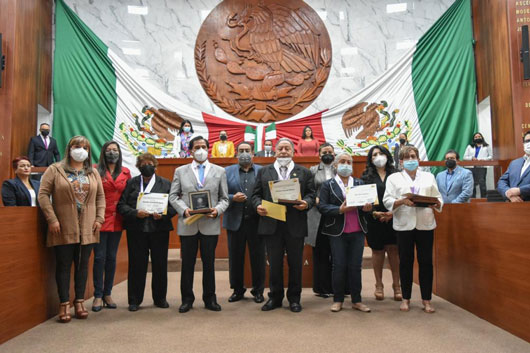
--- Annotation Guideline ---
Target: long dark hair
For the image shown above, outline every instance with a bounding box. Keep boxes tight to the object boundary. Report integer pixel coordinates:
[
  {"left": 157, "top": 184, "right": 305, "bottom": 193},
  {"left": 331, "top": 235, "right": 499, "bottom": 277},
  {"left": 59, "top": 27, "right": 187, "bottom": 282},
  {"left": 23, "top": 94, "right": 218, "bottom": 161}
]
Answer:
[
  {"left": 178, "top": 120, "right": 194, "bottom": 135},
  {"left": 471, "top": 132, "right": 489, "bottom": 147},
  {"left": 97, "top": 141, "right": 123, "bottom": 180},
  {"left": 361, "top": 145, "right": 396, "bottom": 182},
  {"left": 301, "top": 125, "right": 314, "bottom": 139}
]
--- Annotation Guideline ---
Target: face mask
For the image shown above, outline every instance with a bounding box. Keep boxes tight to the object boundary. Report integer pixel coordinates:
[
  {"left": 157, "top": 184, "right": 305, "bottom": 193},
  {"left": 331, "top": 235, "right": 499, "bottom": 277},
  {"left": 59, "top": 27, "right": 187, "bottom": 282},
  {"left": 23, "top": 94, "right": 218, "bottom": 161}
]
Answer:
[
  {"left": 337, "top": 163, "right": 352, "bottom": 177},
  {"left": 373, "top": 155, "right": 387, "bottom": 168},
  {"left": 70, "top": 148, "right": 88, "bottom": 162},
  {"left": 220, "top": 135, "right": 227, "bottom": 141},
  {"left": 41, "top": 130, "right": 50, "bottom": 137},
  {"left": 277, "top": 157, "right": 292, "bottom": 167},
  {"left": 524, "top": 141, "right": 530, "bottom": 155},
  {"left": 403, "top": 159, "right": 419, "bottom": 171},
  {"left": 105, "top": 151, "right": 119, "bottom": 163},
  {"left": 238, "top": 152, "right": 252, "bottom": 166},
  {"left": 321, "top": 154, "right": 334, "bottom": 165},
  {"left": 474, "top": 138, "right": 483, "bottom": 144},
  {"left": 139, "top": 164, "right": 155, "bottom": 177},
  {"left": 264, "top": 145, "right": 272, "bottom": 152},
  {"left": 399, "top": 138, "right": 406, "bottom": 145},
  {"left": 445, "top": 159, "right": 457, "bottom": 169},
  {"left": 183, "top": 126, "right": 191, "bottom": 133},
  {"left": 194, "top": 148, "right": 208, "bottom": 162}
]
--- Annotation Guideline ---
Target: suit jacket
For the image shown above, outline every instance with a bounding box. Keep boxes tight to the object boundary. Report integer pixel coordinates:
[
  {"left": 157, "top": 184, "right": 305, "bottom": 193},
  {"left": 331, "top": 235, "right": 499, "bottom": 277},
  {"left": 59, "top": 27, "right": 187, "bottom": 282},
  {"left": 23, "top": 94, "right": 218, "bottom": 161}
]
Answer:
[
  {"left": 223, "top": 163, "right": 262, "bottom": 232},
  {"left": 436, "top": 166, "right": 473, "bottom": 203},
  {"left": 27, "top": 135, "right": 60, "bottom": 167},
  {"left": 117, "top": 174, "right": 176, "bottom": 233},
  {"left": 251, "top": 163, "right": 316, "bottom": 238},
  {"left": 497, "top": 157, "right": 530, "bottom": 201},
  {"left": 169, "top": 162, "right": 229, "bottom": 236},
  {"left": 306, "top": 162, "right": 335, "bottom": 245},
  {"left": 255, "top": 150, "right": 275, "bottom": 157},
  {"left": 1, "top": 177, "right": 40, "bottom": 206}
]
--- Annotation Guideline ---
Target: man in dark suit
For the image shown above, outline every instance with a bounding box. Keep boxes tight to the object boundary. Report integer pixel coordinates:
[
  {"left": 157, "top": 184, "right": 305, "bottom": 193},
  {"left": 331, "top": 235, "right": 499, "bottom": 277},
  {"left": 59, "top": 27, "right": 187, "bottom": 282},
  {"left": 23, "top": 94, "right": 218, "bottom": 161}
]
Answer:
[
  {"left": 497, "top": 131, "right": 530, "bottom": 202},
  {"left": 224, "top": 141, "right": 265, "bottom": 304},
  {"left": 27, "top": 123, "right": 61, "bottom": 167},
  {"left": 255, "top": 139, "right": 275, "bottom": 157},
  {"left": 252, "top": 138, "right": 316, "bottom": 312}
]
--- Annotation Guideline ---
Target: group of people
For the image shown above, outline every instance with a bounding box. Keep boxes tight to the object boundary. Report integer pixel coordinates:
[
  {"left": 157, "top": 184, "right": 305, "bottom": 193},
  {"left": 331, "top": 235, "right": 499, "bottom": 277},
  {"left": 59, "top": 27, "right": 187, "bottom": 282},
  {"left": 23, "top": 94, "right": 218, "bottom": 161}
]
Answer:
[{"left": 2, "top": 126, "right": 530, "bottom": 323}]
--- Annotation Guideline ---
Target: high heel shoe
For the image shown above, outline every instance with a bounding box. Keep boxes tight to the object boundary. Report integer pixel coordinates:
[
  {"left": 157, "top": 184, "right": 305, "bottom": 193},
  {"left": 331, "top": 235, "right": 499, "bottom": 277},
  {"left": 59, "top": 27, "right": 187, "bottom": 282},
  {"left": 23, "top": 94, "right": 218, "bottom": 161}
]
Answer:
[
  {"left": 58, "top": 302, "right": 71, "bottom": 323},
  {"left": 400, "top": 299, "right": 410, "bottom": 312},
  {"left": 103, "top": 296, "right": 117, "bottom": 309},
  {"left": 74, "top": 299, "right": 89, "bottom": 319},
  {"left": 374, "top": 284, "right": 384, "bottom": 301},
  {"left": 422, "top": 300, "right": 436, "bottom": 313},
  {"left": 393, "top": 285, "right": 403, "bottom": 301},
  {"left": 92, "top": 298, "right": 103, "bottom": 312}
]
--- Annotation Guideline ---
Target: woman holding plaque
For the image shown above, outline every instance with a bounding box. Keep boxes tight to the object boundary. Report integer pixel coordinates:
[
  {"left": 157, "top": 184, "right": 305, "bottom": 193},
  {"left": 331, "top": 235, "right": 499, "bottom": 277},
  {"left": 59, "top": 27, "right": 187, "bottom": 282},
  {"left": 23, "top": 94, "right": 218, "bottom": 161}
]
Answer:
[
  {"left": 361, "top": 145, "right": 401, "bottom": 302},
  {"left": 117, "top": 153, "right": 176, "bottom": 312},
  {"left": 383, "top": 146, "right": 443, "bottom": 313},
  {"left": 317, "top": 152, "right": 372, "bottom": 313}
]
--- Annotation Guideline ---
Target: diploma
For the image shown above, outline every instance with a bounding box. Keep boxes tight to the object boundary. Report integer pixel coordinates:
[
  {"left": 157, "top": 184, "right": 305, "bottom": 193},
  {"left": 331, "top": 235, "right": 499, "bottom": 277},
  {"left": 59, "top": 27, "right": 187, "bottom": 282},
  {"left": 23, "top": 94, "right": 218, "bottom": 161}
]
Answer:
[
  {"left": 261, "top": 200, "right": 286, "bottom": 222},
  {"left": 346, "top": 184, "right": 378, "bottom": 207},
  {"left": 136, "top": 192, "right": 169, "bottom": 215},
  {"left": 269, "top": 178, "right": 301, "bottom": 203}
]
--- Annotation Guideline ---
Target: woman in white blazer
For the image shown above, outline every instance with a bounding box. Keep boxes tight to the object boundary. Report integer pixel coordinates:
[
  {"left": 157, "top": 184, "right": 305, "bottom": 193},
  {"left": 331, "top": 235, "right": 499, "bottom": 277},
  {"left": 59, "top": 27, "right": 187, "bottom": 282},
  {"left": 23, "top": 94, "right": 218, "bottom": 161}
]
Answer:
[
  {"left": 383, "top": 146, "right": 443, "bottom": 313},
  {"left": 463, "top": 132, "right": 492, "bottom": 198}
]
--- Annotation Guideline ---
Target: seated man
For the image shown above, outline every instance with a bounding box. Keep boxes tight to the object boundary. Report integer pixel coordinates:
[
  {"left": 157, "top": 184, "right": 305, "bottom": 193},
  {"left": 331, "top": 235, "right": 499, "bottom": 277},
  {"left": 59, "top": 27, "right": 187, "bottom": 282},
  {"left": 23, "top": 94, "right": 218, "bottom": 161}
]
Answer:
[
  {"left": 436, "top": 149, "right": 473, "bottom": 203},
  {"left": 497, "top": 131, "right": 530, "bottom": 202},
  {"left": 255, "top": 140, "right": 275, "bottom": 157}
]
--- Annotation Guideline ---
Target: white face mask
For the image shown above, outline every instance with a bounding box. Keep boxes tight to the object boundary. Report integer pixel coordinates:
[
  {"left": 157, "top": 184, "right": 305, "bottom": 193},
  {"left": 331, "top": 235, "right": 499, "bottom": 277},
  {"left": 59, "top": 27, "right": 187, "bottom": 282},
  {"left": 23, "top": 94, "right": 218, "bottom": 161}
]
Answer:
[
  {"left": 194, "top": 148, "right": 208, "bottom": 162},
  {"left": 264, "top": 145, "right": 272, "bottom": 152},
  {"left": 524, "top": 141, "right": 530, "bottom": 155},
  {"left": 277, "top": 157, "right": 292, "bottom": 167},
  {"left": 373, "top": 155, "right": 387, "bottom": 168},
  {"left": 70, "top": 148, "right": 88, "bottom": 162}
]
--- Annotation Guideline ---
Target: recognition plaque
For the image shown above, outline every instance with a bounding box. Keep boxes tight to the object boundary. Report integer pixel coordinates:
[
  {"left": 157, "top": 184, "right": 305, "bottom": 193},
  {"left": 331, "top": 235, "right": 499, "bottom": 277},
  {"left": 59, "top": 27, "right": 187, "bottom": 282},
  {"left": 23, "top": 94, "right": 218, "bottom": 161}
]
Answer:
[{"left": 189, "top": 190, "right": 212, "bottom": 214}]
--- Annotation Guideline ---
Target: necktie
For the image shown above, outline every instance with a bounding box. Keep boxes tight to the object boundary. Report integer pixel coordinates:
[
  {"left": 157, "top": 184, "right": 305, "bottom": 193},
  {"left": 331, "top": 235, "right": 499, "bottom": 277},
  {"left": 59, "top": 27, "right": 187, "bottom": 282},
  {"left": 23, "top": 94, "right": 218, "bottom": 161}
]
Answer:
[
  {"left": 44, "top": 138, "right": 48, "bottom": 150},
  {"left": 198, "top": 164, "right": 205, "bottom": 185},
  {"left": 280, "top": 166, "right": 287, "bottom": 179}
]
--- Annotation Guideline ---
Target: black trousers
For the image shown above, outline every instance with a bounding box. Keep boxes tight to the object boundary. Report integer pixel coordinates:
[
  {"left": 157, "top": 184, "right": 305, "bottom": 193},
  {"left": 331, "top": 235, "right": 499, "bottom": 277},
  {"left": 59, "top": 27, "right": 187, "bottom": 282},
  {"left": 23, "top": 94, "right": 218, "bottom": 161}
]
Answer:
[
  {"left": 397, "top": 229, "right": 434, "bottom": 300},
  {"left": 264, "top": 222, "right": 305, "bottom": 304},
  {"left": 126, "top": 230, "right": 169, "bottom": 305},
  {"left": 180, "top": 233, "right": 218, "bottom": 304},
  {"left": 54, "top": 243, "right": 95, "bottom": 303},
  {"left": 312, "top": 231, "right": 333, "bottom": 295},
  {"left": 227, "top": 217, "right": 265, "bottom": 295},
  {"left": 472, "top": 167, "right": 487, "bottom": 198}
]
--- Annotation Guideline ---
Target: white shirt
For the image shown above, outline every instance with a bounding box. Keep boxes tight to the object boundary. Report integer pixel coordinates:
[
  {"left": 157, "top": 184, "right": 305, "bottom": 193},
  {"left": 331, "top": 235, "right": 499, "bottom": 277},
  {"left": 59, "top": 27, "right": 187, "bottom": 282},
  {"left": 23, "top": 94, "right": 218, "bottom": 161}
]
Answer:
[
  {"left": 28, "top": 189, "right": 37, "bottom": 207},
  {"left": 324, "top": 165, "right": 334, "bottom": 181},
  {"left": 521, "top": 155, "right": 530, "bottom": 177},
  {"left": 274, "top": 159, "right": 294, "bottom": 180},
  {"left": 40, "top": 135, "right": 50, "bottom": 149},
  {"left": 383, "top": 170, "right": 443, "bottom": 231},
  {"left": 191, "top": 159, "right": 211, "bottom": 187}
]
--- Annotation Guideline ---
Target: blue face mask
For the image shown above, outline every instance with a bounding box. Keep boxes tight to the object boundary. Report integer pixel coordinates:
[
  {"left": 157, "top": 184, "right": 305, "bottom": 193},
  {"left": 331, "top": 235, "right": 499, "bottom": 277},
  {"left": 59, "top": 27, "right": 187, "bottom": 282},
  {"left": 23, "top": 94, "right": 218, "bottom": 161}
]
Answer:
[
  {"left": 183, "top": 126, "right": 191, "bottom": 133},
  {"left": 403, "top": 159, "right": 419, "bottom": 171},
  {"left": 337, "top": 163, "right": 353, "bottom": 177}
]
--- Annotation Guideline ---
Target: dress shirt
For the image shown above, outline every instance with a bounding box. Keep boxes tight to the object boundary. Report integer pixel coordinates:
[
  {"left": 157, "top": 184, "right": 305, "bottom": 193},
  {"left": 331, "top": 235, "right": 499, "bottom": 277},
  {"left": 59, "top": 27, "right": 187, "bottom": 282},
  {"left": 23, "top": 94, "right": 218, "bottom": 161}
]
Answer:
[
  {"left": 521, "top": 155, "right": 530, "bottom": 177},
  {"left": 446, "top": 168, "right": 455, "bottom": 185},
  {"left": 41, "top": 135, "right": 50, "bottom": 149},
  {"left": 273, "top": 159, "right": 294, "bottom": 180},
  {"left": 239, "top": 165, "right": 256, "bottom": 217},
  {"left": 191, "top": 159, "right": 211, "bottom": 188}
]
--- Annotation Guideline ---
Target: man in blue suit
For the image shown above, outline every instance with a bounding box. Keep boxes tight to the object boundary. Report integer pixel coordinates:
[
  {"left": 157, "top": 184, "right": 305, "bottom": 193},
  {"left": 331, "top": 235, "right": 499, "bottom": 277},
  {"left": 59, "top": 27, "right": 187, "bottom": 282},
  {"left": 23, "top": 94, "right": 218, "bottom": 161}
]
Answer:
[
  {"left": 497, "top": 131, "right": 530, "bottom": 202},
  {"left": 436, "top": 149, "right": 473, "bottom": 203},
  {"left": 223, "top": 141, "right": 265, "bottom": 304}
]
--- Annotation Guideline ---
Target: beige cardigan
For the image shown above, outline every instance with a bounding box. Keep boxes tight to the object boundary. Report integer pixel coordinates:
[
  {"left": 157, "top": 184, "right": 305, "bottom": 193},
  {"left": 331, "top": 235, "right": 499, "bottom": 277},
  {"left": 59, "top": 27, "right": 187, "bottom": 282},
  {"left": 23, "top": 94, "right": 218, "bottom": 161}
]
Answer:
[{"left": 38, "top": 162, "right": 105, "bottom": 247}]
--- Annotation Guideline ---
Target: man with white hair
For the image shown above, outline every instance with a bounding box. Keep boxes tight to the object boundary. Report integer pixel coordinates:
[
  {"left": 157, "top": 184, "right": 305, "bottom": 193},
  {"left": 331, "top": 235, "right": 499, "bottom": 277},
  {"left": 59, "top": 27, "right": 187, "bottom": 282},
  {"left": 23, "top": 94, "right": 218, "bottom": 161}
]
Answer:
[{"left": 251, "top": 138, "right": 316, "bottom": 313}]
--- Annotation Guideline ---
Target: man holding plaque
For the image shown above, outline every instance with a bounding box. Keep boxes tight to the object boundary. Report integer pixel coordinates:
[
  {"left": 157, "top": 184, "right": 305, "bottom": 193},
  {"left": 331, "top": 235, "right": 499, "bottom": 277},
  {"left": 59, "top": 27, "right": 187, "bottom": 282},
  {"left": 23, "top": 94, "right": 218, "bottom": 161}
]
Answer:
[
  {"left": 169, "top": 136, "right": 229, "bottom": 313},
  {"left": 252, "top": 138, "right": 316, "bottom": 313}
]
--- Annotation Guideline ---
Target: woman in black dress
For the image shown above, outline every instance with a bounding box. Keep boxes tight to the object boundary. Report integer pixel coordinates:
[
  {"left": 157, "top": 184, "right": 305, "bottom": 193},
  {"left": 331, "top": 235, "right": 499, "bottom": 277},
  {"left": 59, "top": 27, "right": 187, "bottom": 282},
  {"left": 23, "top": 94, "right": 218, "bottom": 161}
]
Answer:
[{"left": 361, "top": 145, "right": 401, "bottom": 301}]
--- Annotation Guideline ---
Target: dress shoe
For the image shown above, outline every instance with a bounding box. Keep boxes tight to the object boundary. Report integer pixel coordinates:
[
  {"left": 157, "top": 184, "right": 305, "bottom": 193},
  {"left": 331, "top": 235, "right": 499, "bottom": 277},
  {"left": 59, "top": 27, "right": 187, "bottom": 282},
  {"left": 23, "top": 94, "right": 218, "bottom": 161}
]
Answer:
[
  {"left": 179, "top": 302, "right": 193, "bottom": 313},
  {"left": 393, "top": 285, "right": 403, "bottom": 301},
  {"left": 228, "top": 292, "right": 244, "bottom": 303},
  {"left": 74, "top": 299, "right": 89, "bottom": 319},
  {"left": 315, "top": 293, "right": 331, "bottom": 299},
  {"left": 289, "top": 302, "right": 302, "bottom": 313},
  {"left": 422, "top": 300, "right": 436, "bottom": 313},
  {"left": 352, "top": 302, "right": 371, "bottom": 312},
  {"left": 103, "top": 296, "right": 117, "bottom": 309},
  {"left": 128, "top": 304, "right": 139, "bottom": 312},
  {"left": 155, "top": 300, "right": 170, "bottom": 308},
  {"left": 253, "top": 293, "right": 265, "bottom": 303},
  {"left": 92, "top": 298, "right": 103, "bottom": 312},
  {"left": 58, "top": 302, "right": 71, "bottom": 323},
  {"left": 261, "top": 299, "right": 282, "bottom": 311},
  {"left": 374, "top": 284, "right": 384, "bottom": 301},
  {"left": 205, "top": 301, "right": 222, "bottom": 311},
  {"left": 330, "top": 302, "right": 343, "bottom": 312}
]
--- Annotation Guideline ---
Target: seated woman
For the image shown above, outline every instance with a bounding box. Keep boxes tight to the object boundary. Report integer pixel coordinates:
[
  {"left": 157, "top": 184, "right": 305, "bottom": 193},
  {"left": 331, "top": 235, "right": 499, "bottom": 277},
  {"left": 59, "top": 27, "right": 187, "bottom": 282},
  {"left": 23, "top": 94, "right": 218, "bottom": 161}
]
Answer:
[
  {"left": 2, "top": 156, "right": 40, "bottom": 206},
  {"left": 317, "top": 152, "right": 372, "bottom": 313},
  {"left": 211, "top": 130, "right": 235, "bottom": 157}
]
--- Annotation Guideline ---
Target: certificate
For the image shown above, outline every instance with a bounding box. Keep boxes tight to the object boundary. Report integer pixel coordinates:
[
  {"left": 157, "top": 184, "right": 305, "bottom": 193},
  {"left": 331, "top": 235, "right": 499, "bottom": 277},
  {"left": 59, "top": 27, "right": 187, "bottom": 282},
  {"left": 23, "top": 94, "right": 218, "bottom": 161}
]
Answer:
[
  {"left": 346, "top": 184, "right": 378, "bottom": 207},
  {"left": 136, "top": 192, "right": 169, "bottom": 215},
  {"left": 269, "top": 178, "right": 301, "bottom": 204},
  {"left": 261, "top": 200, "right": 286, "bottom": 222}
]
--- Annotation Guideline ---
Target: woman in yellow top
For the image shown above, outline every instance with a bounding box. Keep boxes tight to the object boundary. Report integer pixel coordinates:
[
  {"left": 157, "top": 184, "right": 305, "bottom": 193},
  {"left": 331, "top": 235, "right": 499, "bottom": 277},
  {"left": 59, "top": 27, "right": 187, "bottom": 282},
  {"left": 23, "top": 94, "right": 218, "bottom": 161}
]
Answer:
[{"left": 211, "top": 130, "right": 235, "bottom": 158}]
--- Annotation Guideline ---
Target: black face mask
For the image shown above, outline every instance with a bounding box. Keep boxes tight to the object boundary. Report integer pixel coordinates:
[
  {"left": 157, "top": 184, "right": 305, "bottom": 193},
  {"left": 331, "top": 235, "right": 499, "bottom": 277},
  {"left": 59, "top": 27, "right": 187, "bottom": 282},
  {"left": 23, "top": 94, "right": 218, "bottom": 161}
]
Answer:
[
  {"left": 220, "top": 135, "right": 227, "bottom": 141},
  {"left": 321, "top": 154, "right": 334, "bottom": 165},
  {"left": 105, "top": 151, "right": 119, "bottom": 164},
  {"left": 139, "top": 165, "right": 155, "bottom": 177},
  {"left": 41, "top": 130, "right": 50, "bottom": 137},
  {"left": 474, "top": 138, "right": 483, "bottom": 144},
  {"left": 399, "top": 138, "right": 406, "bottom": 145},
  {"left": 445, "top": 159, "right": 457, "bottom": 169}
]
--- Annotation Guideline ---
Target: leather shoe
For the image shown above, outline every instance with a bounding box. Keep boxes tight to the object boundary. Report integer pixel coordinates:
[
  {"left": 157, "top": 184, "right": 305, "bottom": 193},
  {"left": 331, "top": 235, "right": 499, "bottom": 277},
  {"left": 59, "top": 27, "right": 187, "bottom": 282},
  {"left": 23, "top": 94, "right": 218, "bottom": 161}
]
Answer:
[
  {"left": 289, "top": 302, "right": 302, "bottom": 313},
  {"left": 228, "top": 292, "right": 244, "bottom": 303},
  {"left": 179, "top": 302, "right": 193, "bottom": 313},
  {"left": 253, "top": 293, "right": 265, "bottom": 303},
  {"left": 261, "top": 299, "right": 282, "bottom": 311},
  {"left": 205, "top": 301, "right": 222, "bottom": 311},
  {"left": 155, "top": 300, "right": 169, "bottom": 308},
  {"left": 92, "top": 298, "right": 102, "bottom": 312},
  {"left": 128, "top": 304, "right": 139, "bottom": 312}
]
